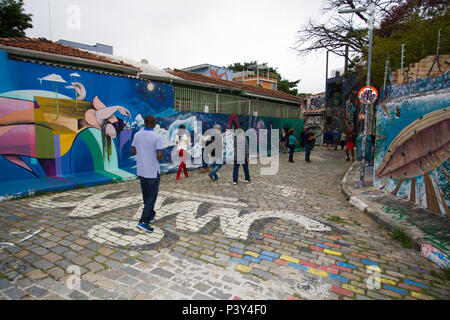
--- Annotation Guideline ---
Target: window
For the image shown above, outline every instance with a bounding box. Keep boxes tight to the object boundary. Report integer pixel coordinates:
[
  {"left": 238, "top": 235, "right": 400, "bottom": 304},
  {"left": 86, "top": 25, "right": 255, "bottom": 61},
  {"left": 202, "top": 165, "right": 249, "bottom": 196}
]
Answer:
[{"left": 175, "top": 97, "right": 192, "bottom": 112}]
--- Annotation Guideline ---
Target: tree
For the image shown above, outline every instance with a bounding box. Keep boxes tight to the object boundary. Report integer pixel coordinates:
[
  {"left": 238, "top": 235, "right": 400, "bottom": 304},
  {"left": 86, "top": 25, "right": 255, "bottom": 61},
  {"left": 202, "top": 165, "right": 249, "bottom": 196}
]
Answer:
[
  {"left": 293, "top": 0, "right": 401, "bottom": 58},
  {"left": 0, "top": 0, "right": 33, "bottom": 37},
  {"left": 293, "top": 0, "right": 449, "bottom": 91},
  {"left": 226, "top": 61, "right": 301, "bottom": 95},
  {"left": 369, "top": 0, "right": 449, "bottom": 90}
]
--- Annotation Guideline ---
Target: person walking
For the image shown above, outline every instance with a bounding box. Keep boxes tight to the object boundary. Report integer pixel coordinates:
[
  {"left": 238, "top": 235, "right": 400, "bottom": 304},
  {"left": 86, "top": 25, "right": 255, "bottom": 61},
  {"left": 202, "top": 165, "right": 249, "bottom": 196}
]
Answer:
[
  {"left": 346, "top": 129, "right": 356, "bottom": 161},
  {"left": 288, "top": 129, "right": 298, "bottom": 163},
  {"left": 131, "top": 115, "right": 164, "bottom": 233},
  {"left": 332, "top": 128, "right": 340, "bottom": 150},
  {"left": 324, "top": 128, "right": 332, "bottom": 149},
  {"left": 199, "top": 129, "right": 211, "bottom": 173},
  {"left": 280, "top": 128, "right": 288, "bottom": 154},
  {"left": 300, "top": 128, "right": 306, "bottom": 149},
  {"left": 232, "top": 128, "right": 250, "bottom": 185},
  {"left": 304, "top": 127, "right": 315, "bottom": 163},
  {"left": 175, "top": 124, "right": 190, "bottom": 180},
  {"left": 340, "top": 131, "right": 347, "bottom": 150},
  {"left": 208, "top": 124, "right": 223, "bottom": 182}
]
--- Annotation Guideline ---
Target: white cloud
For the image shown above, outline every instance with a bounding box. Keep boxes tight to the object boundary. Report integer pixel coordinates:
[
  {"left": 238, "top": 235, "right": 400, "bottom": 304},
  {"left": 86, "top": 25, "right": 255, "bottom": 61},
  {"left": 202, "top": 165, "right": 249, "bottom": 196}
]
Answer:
[{"left": 23, "top": 0, "right": 346, "bottom": 94}]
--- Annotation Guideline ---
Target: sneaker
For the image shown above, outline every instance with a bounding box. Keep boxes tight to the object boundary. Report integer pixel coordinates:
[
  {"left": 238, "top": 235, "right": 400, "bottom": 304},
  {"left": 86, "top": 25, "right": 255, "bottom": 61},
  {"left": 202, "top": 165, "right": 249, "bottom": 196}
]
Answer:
[
  {"left": 233, "top": 182, "right": 238, "bottom": 185},
  {"left": 244, "top": 180, "right": 251, "bottom": 183},
  {"left": 208, "top": 174, "right": 215, "bottom": 182},
  {"left": 176, "top": 177, "right": 183, "bottom": 180},
  {"left": 149, "top": 218, "right": 155, "bottom": 223},
  {"left": 346, "top": 158, "right": 350, "bottom": 161},
  {"left": 201, "top": 168, "right": 206, "bottom": 173},
  {"left": 137, "top": 222, "right": 153, "bottom": 233}
]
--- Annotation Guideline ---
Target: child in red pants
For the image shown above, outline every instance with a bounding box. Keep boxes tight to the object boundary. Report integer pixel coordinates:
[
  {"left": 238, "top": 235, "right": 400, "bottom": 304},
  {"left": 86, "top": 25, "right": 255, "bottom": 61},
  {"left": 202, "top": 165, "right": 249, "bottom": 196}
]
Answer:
[{"left": 175, "top": 125, "right": 190, "bottom": 180}]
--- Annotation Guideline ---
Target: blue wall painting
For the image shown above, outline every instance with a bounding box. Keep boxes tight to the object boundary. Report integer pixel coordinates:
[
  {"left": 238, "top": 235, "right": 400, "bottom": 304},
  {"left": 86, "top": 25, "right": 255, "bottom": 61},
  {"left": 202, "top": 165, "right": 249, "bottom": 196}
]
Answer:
[
  {"left": 0, "top": 50, "right": 303, "bottom": 201},
  {"left": 374, "top": 74, "right": 450, "bottom": 217}
]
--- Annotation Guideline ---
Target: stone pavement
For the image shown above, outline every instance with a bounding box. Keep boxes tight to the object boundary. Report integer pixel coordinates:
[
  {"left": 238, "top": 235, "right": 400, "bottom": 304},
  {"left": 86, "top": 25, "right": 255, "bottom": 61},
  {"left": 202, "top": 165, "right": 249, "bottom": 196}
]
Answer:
[
  {"left": 342, "top": 161, "right": 450, "bottom": 269},
  {"left": 0, "top": 148, "right": 449, "bottom": 300}
]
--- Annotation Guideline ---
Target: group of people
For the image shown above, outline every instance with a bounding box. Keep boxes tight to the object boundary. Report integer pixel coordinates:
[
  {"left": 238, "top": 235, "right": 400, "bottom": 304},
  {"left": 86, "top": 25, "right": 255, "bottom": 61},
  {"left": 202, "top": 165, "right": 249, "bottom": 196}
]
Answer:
[
  {"left": 323, "top": 128, "right": 347, "bottom": 151},
  {"left": 280, "top": 128, "right": 300, "bottom": 163},
  {"left": 131, "top": 114, "right": 357, "bottom": 233},
  {"left": 132, "top": 116, "right": 252, "bottom": 233},
  {"left": 198, "top": 124, "right": 251, "bottom": 184},
  {"left": 282, "top": 126, "right": 357, "bottom": 164},
  {"left": 323, "top": 127, "right": 357, "bottom": 162}
]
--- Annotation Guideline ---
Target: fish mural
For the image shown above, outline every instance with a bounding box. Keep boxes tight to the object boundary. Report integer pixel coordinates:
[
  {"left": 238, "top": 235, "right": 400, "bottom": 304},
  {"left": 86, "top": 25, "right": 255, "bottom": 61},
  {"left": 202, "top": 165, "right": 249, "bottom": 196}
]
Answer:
[{"left": 374, "top": 80, "right": 450, "bottom": 217}]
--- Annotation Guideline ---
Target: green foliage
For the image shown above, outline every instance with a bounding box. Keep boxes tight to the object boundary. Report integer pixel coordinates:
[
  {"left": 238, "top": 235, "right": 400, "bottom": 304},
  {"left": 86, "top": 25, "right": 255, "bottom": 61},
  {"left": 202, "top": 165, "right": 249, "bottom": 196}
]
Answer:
[
  {"left": 226, "top": 61, "right": 300, "bottom": 95},
  {"left": 391, "top": 227, "right": 412, "bottom": 249},
  {"left": 358, "top": 9, "right": 450, "bottom": 91},
  {"left": 0, "top": 0, "right": 33, "bottom": 37},
  {"left": 442, "top": 267, "right": 450, "bottom": 280}
]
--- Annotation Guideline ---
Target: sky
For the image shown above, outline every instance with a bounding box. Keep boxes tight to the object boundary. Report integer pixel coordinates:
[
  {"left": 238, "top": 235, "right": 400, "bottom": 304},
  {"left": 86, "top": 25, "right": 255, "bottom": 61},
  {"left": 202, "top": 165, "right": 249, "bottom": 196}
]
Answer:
[{"left": 23, "top": 0, "right": 346, "bottom": 94}]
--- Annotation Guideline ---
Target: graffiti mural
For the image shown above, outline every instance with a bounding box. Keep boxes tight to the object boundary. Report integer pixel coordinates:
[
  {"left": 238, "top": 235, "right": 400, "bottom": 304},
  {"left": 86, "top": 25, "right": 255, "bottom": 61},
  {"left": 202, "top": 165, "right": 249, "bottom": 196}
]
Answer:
[
  {"left": 27, "top": 189, "right": 332, "bottom": 250},
  {"left": 0, "top": 51, "right": 303, "bottom": 201},
  {"left": 374, "top": 78, "right": 450, "bottom": 217}
]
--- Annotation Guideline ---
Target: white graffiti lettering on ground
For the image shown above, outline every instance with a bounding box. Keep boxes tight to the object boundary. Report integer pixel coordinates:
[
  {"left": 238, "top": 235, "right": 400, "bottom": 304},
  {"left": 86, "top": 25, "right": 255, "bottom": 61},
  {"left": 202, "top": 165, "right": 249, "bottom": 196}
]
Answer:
[
  {"left": 0, "top": 227, "right": 44, "bottom": 250},
  {"left": 28, "top": 190, "right": 142, "bottom": 217},
  {"left": 87, "top": 220, "right": 165, "bottom": 247},
  {"left": 28, "top": 189, "right": 331, "bottom": 247},
  {"left": 259, "top": 182, "right": 301, "bottom": 198}
]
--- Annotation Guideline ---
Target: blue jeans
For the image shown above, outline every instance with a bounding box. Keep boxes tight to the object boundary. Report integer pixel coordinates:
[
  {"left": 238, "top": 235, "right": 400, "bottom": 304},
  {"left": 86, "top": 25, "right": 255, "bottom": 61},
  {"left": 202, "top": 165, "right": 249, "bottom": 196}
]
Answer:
[
  {"left": 202, "top": 148, "right": 209, "bottom": 169},
  {"left": 288, "top": 144, "right": 295, "bottom": 162},
  {"left": 209, "top": 163, "right": 223, "bottom": 180},
  {"left": 305, "top": 144, "right": 312, "bottom": 162},
  {"left": 139, "top": 174, "right": 160, "bottom": 224},
  {"left": 233, "top": 161, "right": 250, "bottom": 183}
]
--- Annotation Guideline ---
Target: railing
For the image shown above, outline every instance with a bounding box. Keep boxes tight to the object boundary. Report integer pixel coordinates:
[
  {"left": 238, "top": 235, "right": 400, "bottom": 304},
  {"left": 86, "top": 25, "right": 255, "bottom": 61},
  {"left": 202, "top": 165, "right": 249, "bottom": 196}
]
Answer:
[{"left": 174, "top": 86, "right": 302, "bottom": 119}]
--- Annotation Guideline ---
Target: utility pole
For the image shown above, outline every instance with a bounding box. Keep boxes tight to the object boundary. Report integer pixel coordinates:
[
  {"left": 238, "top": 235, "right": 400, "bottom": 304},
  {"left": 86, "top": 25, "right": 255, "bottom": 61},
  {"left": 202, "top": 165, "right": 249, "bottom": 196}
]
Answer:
[
  {"left": 383, "top": 53, "right": 390, "bottom": 96},
  {"left": 48, "top": 0, "right": 53, "bottom": 41},
  {"left": 339, "top": 3, "right": 376, "bottom": 188},
  {"left": 401, "top": 44, "right": 405, "bottom": 78}
]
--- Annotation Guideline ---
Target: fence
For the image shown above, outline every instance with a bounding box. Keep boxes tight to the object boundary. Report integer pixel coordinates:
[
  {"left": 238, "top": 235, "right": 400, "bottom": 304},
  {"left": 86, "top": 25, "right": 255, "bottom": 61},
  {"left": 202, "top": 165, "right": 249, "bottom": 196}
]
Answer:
[{"left": 174, "top": 86, "right": 301, "bottom": 119}]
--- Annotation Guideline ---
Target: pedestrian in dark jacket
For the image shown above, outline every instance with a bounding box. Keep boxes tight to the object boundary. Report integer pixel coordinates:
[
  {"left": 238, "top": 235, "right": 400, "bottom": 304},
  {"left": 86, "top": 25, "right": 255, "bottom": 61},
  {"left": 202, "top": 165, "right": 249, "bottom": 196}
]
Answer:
[{"left": 232, "top": 128, "right": 250, "bottom": 184}]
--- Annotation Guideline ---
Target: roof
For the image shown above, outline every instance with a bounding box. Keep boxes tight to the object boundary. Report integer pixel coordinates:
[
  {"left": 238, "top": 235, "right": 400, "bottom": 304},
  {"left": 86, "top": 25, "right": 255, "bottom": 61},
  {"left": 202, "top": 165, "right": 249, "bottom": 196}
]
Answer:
[
  {"left": 88, "top": 52, "right": 182, "bottom": 81},
  {"left": 169, "top": 69, "right": 301, "bottom": 104},
  {"left": 304, "top": 108, "right": 325, "bottom": 114},
  {"left": 0, "top": 38, "right": 137, "bottom": 69}
]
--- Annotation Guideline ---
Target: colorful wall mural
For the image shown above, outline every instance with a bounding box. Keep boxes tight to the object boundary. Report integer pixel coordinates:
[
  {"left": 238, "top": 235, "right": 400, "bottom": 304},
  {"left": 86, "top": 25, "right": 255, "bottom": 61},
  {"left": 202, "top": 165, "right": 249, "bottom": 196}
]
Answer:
[
  {"left": 0, "top": 50, "right": 303, "bottom": 201},
  {"left": 188, "top": 64, "right": 234, "bottom": 81},
  {"left": 374, "top": 73, "right": 450, "bottom": 217}
]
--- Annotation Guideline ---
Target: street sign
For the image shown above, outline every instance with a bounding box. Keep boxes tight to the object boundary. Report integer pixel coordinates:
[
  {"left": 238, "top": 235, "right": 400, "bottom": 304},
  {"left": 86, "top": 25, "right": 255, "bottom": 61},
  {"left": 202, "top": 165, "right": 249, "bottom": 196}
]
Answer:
[
  {"left": 359, "top": 113, "right": 366, "bottom": 120},
  {"left": 358, "top": 86, "right": 378, "bottom": 104}
]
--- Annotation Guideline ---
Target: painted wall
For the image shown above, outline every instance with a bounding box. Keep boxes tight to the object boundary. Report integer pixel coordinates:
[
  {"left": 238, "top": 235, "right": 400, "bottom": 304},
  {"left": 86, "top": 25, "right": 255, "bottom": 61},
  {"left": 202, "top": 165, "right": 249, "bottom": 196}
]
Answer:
[
  {"left": 374, "top": 72, "right": 450, "bottom": 217},
  {"left": 189, "top": 65, "right": 234, "bottom": 81},
  {"left": 0, "top": 51, "right": 302, "bottom": 201}
]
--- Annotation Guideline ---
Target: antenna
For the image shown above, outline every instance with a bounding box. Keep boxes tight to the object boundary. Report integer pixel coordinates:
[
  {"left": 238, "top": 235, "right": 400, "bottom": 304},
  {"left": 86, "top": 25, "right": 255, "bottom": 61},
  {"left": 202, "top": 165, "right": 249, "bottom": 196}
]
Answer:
[
  {"left": 48, "top": 0, "right": 53, "bottom": 41},
  {"left": 400, "top": 44, "right": 405, "bottom": 75},
  {"left": 427, "top": 28, "right": 442, "bottom": 76}
]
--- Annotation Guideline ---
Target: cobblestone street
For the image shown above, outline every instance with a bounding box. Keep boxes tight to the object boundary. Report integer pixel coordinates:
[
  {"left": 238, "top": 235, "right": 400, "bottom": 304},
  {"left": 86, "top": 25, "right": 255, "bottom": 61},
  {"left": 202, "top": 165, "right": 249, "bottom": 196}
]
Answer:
[{"left": 0, "top": 148, "right": 448, "bottom": 300}]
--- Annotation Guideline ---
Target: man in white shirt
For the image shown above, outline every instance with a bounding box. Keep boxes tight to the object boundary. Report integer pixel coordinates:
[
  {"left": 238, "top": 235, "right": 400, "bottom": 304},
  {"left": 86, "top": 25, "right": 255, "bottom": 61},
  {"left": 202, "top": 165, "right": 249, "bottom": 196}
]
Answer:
[{"left": 131, "top": 115, "right": 164, "bottom": 233}]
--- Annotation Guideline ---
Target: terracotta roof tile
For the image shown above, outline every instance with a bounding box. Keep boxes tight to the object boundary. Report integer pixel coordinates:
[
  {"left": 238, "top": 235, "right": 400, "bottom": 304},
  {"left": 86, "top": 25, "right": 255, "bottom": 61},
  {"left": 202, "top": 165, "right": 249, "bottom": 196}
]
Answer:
[
  {"left": 304, "top": 108, "right": 325, "bottom": 114},
  {"left": 169, "top": 69, "right": 301, "bottom": 103},
  {"left": 0, "top": 37, "right": 138, "bottom": 69}
]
